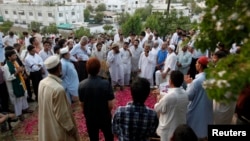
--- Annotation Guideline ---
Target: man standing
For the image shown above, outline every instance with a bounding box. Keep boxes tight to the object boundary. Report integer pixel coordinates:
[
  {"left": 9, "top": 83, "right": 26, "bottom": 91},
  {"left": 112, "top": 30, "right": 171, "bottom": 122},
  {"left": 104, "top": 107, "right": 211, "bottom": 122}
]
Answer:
[
  {"left": 60, "top": 47, "right": 79, "bottom": 104},
  {"left": 138, "top": 44, "right": 155, "bottom": 86},
  {"left": 184, "top": 56, "right": 213, "bottom": 138},
  {"left": 79, "top": 58, "right": 115, "bottom": 141},
  {"left": 70, "top": 36, "right": 91, "bottom": 81},
  {"left": 107, "top": 43, "right": 124, "bottom": 89},
  {"left": 38, "top": 55, "right": 79, "bottom": 141},
  {"left": 119, "top": 42, "right": 132, "bottom": 86},
  {"left": 155, "top": 45, "right": 177, "bottom": 86},
  {"left": 112, "top": 77, "right": 159, "bottom": 140},
  {"left": 177, "top": 45, "right": 192, "bottom": 75},
  {"left": 130, "top": 39, "right": 143, "bottom": 81},
  {"left": 4, "top": 50, "right": 32, "bottom": 121},
  {"left": 3, "top": 31, "right": 18, "bottom": 47},
  {"left": 24, "top": 45, "right": 44, "bottom": 101},
  {"left": 154, "top": 71, "right": 189, "bottom": 141}
]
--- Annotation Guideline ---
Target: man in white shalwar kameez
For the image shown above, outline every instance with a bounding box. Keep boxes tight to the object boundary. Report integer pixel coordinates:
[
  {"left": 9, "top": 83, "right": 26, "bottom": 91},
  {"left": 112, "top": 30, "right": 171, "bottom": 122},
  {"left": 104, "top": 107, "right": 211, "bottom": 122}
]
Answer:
[
  {"left": 155, "top": 45, "right": 177, "bottom": 86},
  {"left": 130, "top": 39, "right": 143, "bottom": 80},
  {"left": 4, "top": 50, "right": 31, "bottom": 120},
  {"left": 119, "top": 42, "right": 132, "bottom": 86},
  {"left": 107, "top": 43, "right": 124, "bottom": 89},
  {"left": 138, "top": 44, "right": 155, "bottom": 86}
]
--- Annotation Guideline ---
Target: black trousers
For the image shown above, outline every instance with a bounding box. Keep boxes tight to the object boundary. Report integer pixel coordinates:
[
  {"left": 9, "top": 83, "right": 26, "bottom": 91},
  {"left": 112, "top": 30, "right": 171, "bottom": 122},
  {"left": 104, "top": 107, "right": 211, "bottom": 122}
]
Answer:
[
  {"left": 0, "top": 82, "right": 10, "bottom": 112},
  {"left": 30, "top": 71, "right": 43, "bottom": 100},
  {"left": 78, "top": 61, "right": 88, "bottom": 82},
  {"left": 189, "top": 58, "right": 198, "bottom": 79},
  {"left": 24, "top": 75, "right": 33, "bottom": 99},
  {"left": 86, "top": 119, "right": 114, "bottom": 141}
]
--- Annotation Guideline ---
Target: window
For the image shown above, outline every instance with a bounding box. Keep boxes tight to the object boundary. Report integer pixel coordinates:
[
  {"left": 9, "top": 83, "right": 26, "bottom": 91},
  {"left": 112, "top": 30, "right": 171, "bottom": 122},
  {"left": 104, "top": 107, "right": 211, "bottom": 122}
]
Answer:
[
  {"left": 5, "top": 10, "right": 8, "bottom": 14},
  {"left": 71, "top": 12, "right": 75, "bottom": 15},
  {"left": 38, "top": 12, "right": 42, "bottom": 16},
  {"left": 13, "top": 11, "right": 16, "bottom": 15},
  {"left": 59, "top": 13, "right": 63, "bottom": 17},
  {"left": 23, "top": 21, "right": 26, "bottom": 24},
  {"left": 18, "top": 11, "right": 25, "bottom": 15},
  {"left": 14, "top": 20, "right": 18, "bottom": 24},
  {"left": 67, "top": 0, "right": 72, "bottom": 2},
  {"left": 72, "top": 21, "right": 76, "bottom": 23},
  {"left": 48, "top": 13, "right": 53, "bottom": 17},
  {"left": 29, "top": 12, "right": 33, "bottom": 16}
]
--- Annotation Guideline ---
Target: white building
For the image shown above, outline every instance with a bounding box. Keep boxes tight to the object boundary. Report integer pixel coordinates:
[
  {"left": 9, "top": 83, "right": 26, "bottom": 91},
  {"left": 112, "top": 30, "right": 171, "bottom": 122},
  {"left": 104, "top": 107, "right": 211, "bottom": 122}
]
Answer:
[
  {"left": 0, "top": 3, "right": 84, "bottom": 28},
  {"left": 152, "top": 3, "right": 191, "bottom": 17}
]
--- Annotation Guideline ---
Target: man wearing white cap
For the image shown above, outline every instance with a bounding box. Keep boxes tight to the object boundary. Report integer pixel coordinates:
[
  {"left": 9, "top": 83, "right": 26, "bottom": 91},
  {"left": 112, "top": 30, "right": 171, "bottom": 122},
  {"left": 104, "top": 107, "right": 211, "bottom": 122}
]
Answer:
[
  {"left": 155, "top": 45, "right": 177, "bottom": 86},
  {"left": 107, "top": 43, "right": 124, "bottom": 90},
  {"left": 38, "top": 55, "right": 79, "bottom": 141},
  {"left": 60, "top": 47, "right": 79, "bottom": 104}
]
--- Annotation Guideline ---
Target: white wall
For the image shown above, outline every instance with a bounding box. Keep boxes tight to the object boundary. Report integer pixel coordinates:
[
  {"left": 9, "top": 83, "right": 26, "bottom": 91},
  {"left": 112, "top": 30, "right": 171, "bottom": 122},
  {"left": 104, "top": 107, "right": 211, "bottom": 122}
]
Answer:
[{"left": 0, "top": 4, "right": 84, "bottom": 26}]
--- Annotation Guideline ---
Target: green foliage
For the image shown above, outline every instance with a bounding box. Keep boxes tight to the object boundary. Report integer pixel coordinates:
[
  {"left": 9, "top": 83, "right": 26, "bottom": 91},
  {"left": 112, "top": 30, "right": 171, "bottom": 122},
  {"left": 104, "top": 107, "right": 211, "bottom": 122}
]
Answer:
[
  {"left": 86, "top": 5, "right": 94, "bottom": 12},
  {"left": 94, "top": 12, "right": 104, "bottom": 24},
  {"left": 40, "top": 24, "right": 58, "bottom": 35},
  {"left": 121, "top": 14, "right": 142, "bottom": 37},
  {"left": 84, "top": 9, "right": 91, "bottom": 21},
  {"left": 0, "top": 21, "right": 13, "bottom": 34},
  {"left": 197, "top": 0, "right": 250, "bottom": 102},
  {"left": 28, "top": 21, "right": 42, "bottom": 32},
  {"left": 134, "top": 4, "right": 153, "bottom": 21},
  {"left": 117, "top": 12, "right": 130, "bottom": 25},
  {"left": 95, "top": 3, "right": 106, "bottom": 12},
  {"left": 157, "top": 10, "right": 193, "bottom": 36},
  {"left": 144, "top": 14, "right": 161, "bottom": 34},
  {"left": 46, "top": 23, "right": 59, "bottom": 34},
  {"left": 103, "top": 24, "right": 114, "bottom": 33},
  {"left": 74, "top": 27, "right": 91, "bottom": 39}
]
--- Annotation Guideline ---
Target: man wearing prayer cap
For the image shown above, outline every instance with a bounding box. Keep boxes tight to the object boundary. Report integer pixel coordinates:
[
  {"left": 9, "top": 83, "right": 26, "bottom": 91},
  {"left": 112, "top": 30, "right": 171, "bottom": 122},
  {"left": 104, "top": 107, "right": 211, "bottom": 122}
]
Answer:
[
  {"left": 107, "top": 43, "right": 124, "bottom": 90},
  {"left": 38, "top": 55, "right": 79, "bottom": 141},
  {"left": 184, "top": 55, "right": 213, "bottom": 139},
  {"left": 155, "top": 44, "right": 177, "bottom": 86},
  {"left": 60, "top": 47, "right": 79, "bottom": 104}
]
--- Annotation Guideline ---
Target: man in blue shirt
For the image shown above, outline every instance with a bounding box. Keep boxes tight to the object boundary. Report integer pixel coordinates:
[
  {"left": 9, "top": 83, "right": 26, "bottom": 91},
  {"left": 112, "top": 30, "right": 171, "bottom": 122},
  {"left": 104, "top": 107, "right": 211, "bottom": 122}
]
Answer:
[{"left": 112, "top": 77, "right": 159, "bottom": 141}]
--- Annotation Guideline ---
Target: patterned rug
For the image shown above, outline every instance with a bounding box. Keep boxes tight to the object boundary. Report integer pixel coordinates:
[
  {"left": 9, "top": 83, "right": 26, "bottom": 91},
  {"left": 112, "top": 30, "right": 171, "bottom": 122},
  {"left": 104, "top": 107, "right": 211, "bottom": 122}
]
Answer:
[{"left": 12, "top": 87, "right": 157, "bottom": 141}]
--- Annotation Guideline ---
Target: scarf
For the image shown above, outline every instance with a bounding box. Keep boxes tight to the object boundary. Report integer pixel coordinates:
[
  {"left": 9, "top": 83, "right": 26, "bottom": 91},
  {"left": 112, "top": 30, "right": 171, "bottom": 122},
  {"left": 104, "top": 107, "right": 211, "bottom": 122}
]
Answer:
[{"left": 6, "top": 60, "right": 26, "bottom": 98}]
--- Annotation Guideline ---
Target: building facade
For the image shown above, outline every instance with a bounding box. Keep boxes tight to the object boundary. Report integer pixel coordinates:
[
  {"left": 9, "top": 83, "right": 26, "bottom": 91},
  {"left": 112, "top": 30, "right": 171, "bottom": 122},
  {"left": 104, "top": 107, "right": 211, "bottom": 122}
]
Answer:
[{"left": 0, "top": 3, "right": 84, "bottom": 26}]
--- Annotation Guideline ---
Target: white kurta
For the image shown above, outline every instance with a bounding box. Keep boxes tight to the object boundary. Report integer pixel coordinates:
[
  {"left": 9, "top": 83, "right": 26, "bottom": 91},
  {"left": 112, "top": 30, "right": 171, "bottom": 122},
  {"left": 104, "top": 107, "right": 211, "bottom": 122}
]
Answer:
[
  {"left": 3, "top": 64, "right": 28, "bottom": 116},
  {"left": 154, "top": 88, "right": 189, "bottom": 141},
  {"left": 155, "top": 52, "right": 177, "bottom": 86},
  {"left": 138, "top": 52, "right": 155, "bottom": 85},
  {"left": 107, "top": 50, "right": 124, "bottom": 86},
  {"left": 130, "top": 46, "right": 143, "bottom": 72},
  {"left": 120, "top": 48, "right": 132, "bottom": 85},
  {"left": 177, "top": 51, "right": 192, "bottom": 75}
]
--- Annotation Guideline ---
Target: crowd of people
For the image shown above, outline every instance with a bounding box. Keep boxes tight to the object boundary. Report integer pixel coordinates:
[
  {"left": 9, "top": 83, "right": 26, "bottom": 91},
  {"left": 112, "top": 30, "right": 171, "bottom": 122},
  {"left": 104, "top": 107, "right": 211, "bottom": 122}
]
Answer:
[{"left": 0, "top": 26, "right": 249, "bottom": 141}]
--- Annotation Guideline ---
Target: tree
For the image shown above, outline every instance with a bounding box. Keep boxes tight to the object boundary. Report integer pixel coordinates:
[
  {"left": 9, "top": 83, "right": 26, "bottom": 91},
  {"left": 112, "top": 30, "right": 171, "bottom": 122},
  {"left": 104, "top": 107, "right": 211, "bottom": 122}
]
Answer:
[
  {"left": 28, "top": 21, "right": 42, "bottom": 32},
  {"left": 95, "top": 3, "right": 106, "bottom": 12},
  {"left": 94, "top": 12, "right": 104, "bottom": 24},
  {"left": 74, "top": 27, "right": 91, "bottom": 39},
  {"left": 134, "top": 4, "right": 153, "bottom": 21},
  {"left": 117, "top": 12, "right": 130, "bottom": 25},
  {"left": 103, "top": 24, "right": 114, "bottom": 33},
  {"left": 86, "top": 5, "right": 94, "bottom": 12},
  {"left": 196, "top": 0, "right": 250, "bottom": 102},
  {"left": 144, "top": 14, "right": 161, "bottom": 34},
  {"left": 84, "top": 9, "right": 90, "bottom": 21},
  {"left": 0, "top": 21, "right": 13, "bottom": 34},
  {"left": 121, "top": 14, "right": 142, "bottom": 37},
  {"left": 46, "top": 23, "right": 58, "bottom": 34}
]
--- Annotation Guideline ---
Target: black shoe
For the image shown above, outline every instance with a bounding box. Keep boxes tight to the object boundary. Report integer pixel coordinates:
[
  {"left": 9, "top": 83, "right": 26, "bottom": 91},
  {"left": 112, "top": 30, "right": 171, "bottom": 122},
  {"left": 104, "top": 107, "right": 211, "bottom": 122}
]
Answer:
[
  {"left": 8, "top": 117, "right": 19, "bottom": 122},
  {"left": 27, "top": 98, "right": 35, "bottom": 103}
]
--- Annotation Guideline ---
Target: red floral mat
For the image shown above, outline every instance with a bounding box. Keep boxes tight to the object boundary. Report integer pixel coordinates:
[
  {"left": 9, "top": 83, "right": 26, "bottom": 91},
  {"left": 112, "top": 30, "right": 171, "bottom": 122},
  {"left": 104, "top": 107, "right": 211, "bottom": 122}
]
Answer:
[{"left": 13, "top": 87, "right": 156, "bottom": 141}]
